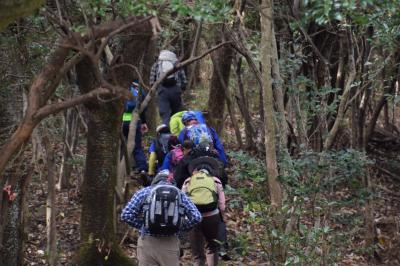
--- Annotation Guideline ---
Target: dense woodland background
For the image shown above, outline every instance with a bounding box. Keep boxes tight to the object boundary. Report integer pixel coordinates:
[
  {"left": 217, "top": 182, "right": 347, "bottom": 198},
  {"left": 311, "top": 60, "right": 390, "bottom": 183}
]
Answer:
[{"left": 0, "top": 0, "right": 400, "bottom": 265}]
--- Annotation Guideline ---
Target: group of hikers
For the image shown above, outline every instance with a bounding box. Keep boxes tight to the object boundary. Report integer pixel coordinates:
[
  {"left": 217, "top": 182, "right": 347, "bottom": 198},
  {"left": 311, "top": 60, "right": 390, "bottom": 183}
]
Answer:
[{"left": 120, "top": 50, "right": 230, "bottom": 265}]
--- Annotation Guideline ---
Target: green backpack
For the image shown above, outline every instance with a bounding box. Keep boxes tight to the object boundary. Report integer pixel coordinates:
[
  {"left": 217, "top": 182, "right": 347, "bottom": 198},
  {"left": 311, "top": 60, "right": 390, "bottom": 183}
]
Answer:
[{"left": 187, "top": 172, "right": 218, "bottom": 213}]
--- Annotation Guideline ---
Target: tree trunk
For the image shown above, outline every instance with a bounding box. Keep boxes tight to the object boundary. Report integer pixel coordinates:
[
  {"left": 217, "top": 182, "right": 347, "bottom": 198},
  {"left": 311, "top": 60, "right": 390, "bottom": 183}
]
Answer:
[
  {"left": 0, "top": 165, "right": 32, "bottom": 266},
  {"left": 260, "top": 0, "right": 283, "bottom": 208},
  {"left": 187, "top": 19, "right": 203, "bottom": 91},
  {"left": 43, "top": 133, "right": 57, "bottom": 266},
  {"left": 226, "top": 89, "right": 243, "bottom": 149},
  {"left": 207, "top": 27, "right": 233, "bottom": 135},
  {"left": 0, "top": 25, "right": 30, "bottom": 266},
  {"left": 58, "top": 80, "right": 80, "bottom": 190},
  {"left": 363, "top": 52, "right": 400, "bottom": 149},
  {"left": 76, "top": 58, "right": 134, "bottom": 265},
  {"left": 141, "top": 35, "right": 158, "bottom": 132},
  {"left": 112, "top": 25, "right": 153, "bottom": 88},
  {"left": 234, "top": 57, "right": 256, "bottom": 149},
  {"left": 211, "top": 48, "right": 242, "bottom": 148},
  {"left": 324, "top": 29, "right": 356, "bottom": 150},
  {"left": 271, "top": 27, "right": 288, "bottom": 150}
]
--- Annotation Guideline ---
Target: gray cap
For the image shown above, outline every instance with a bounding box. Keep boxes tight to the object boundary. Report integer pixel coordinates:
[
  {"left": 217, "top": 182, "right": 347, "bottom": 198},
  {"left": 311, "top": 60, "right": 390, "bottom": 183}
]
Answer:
[{"left": 151, "top": 170, "right": 170, "bottom": 185}]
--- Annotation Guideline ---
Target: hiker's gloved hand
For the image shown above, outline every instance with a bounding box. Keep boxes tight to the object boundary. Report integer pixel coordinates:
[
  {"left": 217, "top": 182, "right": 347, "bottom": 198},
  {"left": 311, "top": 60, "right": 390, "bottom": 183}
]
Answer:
[
  {"left": 146, "top": 175, "right": 154, "bottom": 186},
  {"left": 141, "top": 123, "right": 148, "bottom": 133}
]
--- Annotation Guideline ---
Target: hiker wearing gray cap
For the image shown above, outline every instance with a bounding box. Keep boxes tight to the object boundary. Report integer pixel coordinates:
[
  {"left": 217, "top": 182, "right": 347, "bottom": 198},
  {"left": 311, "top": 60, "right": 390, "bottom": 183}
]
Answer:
[
  {"left": 121, "top": 170, "right": 201, "bottom": 266},
  {"left": 150, "top": 50, "right": 187, "bottom": 125}
]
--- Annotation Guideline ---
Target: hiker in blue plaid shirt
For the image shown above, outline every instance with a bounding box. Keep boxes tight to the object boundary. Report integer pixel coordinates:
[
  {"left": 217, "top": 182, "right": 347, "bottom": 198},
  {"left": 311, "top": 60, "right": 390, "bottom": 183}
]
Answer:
[
  {"left": 150, "top": 50, "right": 187, "bottom": 125},
  {"left": 121, "top": 171, "right": 201, "bottom": 266}
]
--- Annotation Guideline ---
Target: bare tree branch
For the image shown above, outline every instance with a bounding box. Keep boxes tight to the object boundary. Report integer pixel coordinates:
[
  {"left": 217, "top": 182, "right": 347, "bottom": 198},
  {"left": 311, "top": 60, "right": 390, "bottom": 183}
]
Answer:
[
  {"left": 0, "top": 16, "right": 155, "bottom": 179},
  {"left": 34, "top": 88, "right": 111, "bottom": 120}
]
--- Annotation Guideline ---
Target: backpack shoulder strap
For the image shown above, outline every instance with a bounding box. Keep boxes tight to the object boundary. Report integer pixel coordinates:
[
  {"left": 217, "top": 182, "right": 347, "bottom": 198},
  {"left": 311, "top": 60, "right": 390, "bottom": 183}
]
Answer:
[
  {"left": 143, "top": 186, "right": 156, "bottom": 208},
  {"left": 183, "top": 177, "right": 191, "bottom": 187},
  {"left": 214, "top": 178, "right": 222, "bottom": 186}
]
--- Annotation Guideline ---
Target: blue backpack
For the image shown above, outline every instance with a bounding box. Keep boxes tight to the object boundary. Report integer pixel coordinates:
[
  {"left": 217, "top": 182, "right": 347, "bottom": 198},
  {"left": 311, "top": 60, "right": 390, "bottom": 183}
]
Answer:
[{"left": 185, "top": 124, "right": 213, "bottom": 146}]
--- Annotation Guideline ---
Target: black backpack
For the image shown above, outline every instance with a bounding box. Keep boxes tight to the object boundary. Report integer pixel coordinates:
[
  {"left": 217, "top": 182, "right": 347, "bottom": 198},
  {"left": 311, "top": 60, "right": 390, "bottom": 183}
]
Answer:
[
  {"left": 154, "top": 133, "right": 171, "bottom": 164},
  {"left": 143, "top": 184, "right": 184, "bottom": 235}
]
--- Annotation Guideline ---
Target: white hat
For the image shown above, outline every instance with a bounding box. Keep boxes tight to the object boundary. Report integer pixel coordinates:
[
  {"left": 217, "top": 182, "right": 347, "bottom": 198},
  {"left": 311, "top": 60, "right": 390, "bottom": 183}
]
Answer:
[
  {"left": 156, "top": 124, "right": 168, "bottom": 133},
  {"left": 199, "top": 169, "right": 210, "bottom": 175}
]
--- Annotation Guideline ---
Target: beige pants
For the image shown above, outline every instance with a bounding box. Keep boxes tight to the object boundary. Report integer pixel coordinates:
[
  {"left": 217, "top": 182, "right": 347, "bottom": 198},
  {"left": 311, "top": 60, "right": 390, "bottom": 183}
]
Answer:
[{"left": 137, "top": 235, "right": 180, "bottom": 266}]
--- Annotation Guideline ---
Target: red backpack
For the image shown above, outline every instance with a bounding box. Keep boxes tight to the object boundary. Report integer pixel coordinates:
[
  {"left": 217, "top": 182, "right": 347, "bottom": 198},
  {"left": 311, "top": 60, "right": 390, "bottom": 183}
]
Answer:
[{"left": 170, "top": 146, "right": 184, "bottom": 167}]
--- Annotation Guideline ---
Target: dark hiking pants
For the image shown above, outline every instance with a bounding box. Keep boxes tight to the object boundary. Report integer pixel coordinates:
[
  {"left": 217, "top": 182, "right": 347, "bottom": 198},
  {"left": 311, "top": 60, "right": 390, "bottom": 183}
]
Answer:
[
  {"left": 189, "top": 213, "right": 220, "bottom": 266},
  {"left": 157, "top": 85, "right": 182, "bottom": 125},
  {"left": 217, "top": 213, "right": 228, "bottom": 250}
]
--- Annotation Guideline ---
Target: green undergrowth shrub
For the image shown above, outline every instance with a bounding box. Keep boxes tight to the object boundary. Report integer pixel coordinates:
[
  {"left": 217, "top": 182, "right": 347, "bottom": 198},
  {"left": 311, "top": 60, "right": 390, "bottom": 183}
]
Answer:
[{"left": 228, "top": 149, "right": 374, "bottom": 265}]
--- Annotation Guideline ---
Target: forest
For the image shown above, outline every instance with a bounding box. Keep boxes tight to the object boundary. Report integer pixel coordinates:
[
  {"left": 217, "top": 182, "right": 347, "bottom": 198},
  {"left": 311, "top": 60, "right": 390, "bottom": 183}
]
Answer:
[{"left": 0, "top": 0, "right": 400, "bottom": 265}]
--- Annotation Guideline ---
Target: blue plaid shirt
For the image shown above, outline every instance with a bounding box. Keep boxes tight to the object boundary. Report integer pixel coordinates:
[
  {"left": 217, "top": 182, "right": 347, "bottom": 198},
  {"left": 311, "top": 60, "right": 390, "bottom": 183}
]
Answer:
[{"left": 121, "top": 183, "right": 202, "bottom": 237}]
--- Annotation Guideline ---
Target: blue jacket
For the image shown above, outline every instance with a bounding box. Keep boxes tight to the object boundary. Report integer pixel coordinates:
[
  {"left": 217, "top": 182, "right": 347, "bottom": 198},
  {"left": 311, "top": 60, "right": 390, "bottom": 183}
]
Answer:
[{"left": 161, "top": 152, "right": 172, "bottom": 171}]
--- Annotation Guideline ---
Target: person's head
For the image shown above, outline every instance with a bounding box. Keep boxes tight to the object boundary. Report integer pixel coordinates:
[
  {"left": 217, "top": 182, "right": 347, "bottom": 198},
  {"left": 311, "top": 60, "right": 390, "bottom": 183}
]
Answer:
[
  {"left": 167, "top": 135, "right": 180, "bottom": 151},
  {"left": 182, "top": 111, "right": 198, "bottom": 126},
  {"left": 151, "top": 170, "right": 175, "bottom": 186},
  {"left": 156, "top": 124, "right": 170, "bottom": 135},
  {"left": 182, "top": 139, "right": 194, "bottom": 155}
]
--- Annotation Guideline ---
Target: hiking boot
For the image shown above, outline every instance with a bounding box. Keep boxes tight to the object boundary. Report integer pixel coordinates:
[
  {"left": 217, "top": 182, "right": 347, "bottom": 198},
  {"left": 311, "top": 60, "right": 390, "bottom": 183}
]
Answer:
[{"left": 219, "top": 247, "right": 231, "bottom": 261}]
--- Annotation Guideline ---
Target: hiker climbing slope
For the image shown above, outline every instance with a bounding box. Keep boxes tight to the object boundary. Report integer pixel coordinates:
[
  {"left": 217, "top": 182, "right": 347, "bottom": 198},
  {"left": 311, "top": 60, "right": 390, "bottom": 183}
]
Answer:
[
  {"left": 182, "top": 167, "right": 226, "bottom": 266},
  {"left": 122, "top": 80, "right": 148, "bottom": 173},
  {"left": 150, "top": 50, "right": 187, "bottom": 125},
  {"left": 169, "top": 110, "right": 206, "bottom": 135},
  {"left": 148, "top": 124, "right": 177, "bottom": 178},
  {"left": 178, "top": 111, "right": 228, "bottom": 166},
  {"left": 160, "top": 139, "right": 193, "bottom": 175},
  {"left": 121, "top": 170, "right": 202, "bottom": 266}
]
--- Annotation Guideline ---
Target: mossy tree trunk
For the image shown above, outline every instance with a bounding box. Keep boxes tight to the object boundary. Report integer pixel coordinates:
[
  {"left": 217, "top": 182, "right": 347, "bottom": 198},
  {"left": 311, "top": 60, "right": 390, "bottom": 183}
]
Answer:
[
  {"left": 140, "top": 36, "right": 158, "bottom": 131},
  {"left": 0, "top": 25, "right": 30, "bottom": 266},
  {"left": 76, "top": 58, "right": 135, "bottom": 266},
  {"left": 0, "top": 166, "right": 31, "bottom": 266}
]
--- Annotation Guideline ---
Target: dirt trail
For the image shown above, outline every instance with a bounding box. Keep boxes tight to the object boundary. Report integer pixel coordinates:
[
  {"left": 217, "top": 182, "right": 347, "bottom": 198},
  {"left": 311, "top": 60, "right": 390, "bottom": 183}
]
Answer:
[{"left": 24, "top": 129, "right": 400, "bottom": 265}]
